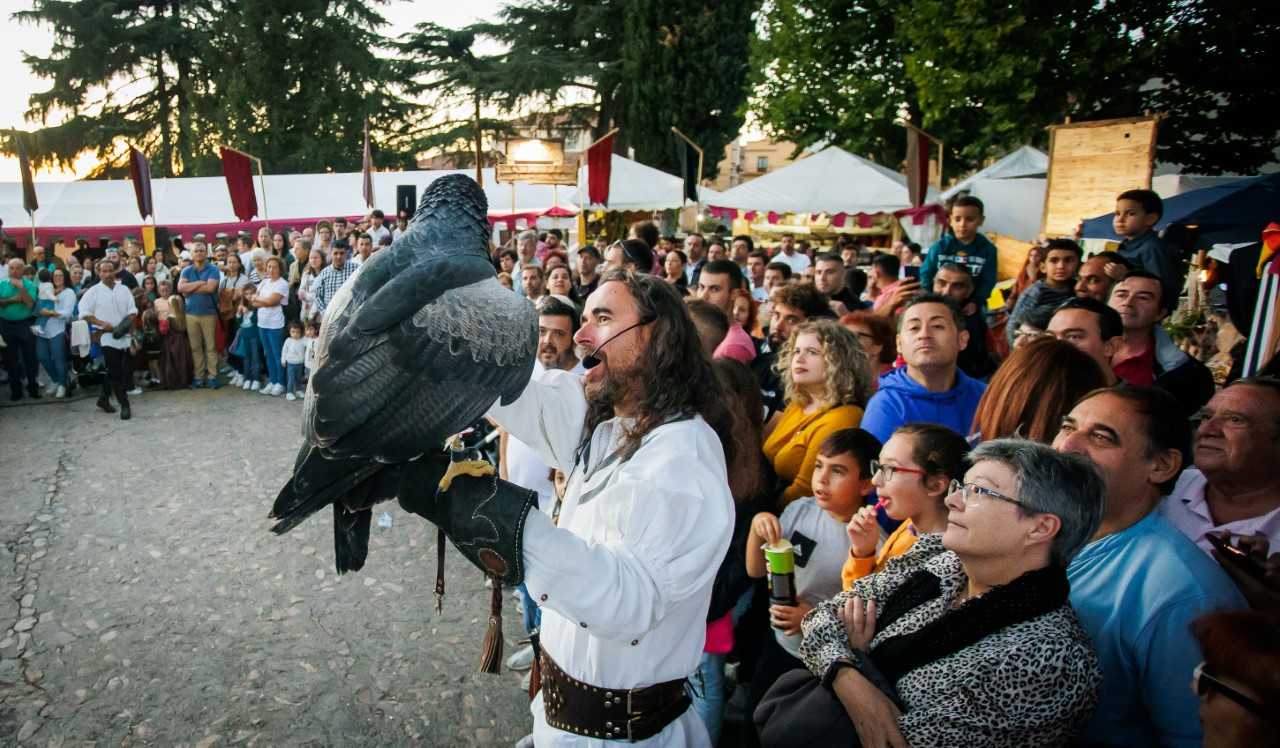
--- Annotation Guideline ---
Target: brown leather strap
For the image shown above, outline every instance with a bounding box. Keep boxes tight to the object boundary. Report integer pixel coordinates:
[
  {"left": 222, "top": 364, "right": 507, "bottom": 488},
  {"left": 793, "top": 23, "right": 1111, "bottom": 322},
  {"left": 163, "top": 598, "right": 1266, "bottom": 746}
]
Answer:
[{"left": 540, "top": 651, "right": 691, "bottom": 742}]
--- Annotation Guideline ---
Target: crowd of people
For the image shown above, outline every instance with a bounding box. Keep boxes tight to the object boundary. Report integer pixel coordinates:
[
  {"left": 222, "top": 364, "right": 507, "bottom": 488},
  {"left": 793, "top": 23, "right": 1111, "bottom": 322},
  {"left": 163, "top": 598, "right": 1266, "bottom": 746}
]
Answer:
[
  {"left": 2, "top": 188, "right": 1278, "bottom": 747},
  {"left": 0, "top": 210, "right": 407, "bottom": 415}
]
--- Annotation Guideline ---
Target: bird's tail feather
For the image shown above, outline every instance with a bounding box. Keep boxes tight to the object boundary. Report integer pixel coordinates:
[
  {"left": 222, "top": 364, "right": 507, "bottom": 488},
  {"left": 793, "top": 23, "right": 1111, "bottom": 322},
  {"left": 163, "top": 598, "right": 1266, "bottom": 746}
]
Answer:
[
  {"left": 334, "top": 505, "right": 372, "bottom": 574},
  {"left": 270, "top": 444, "right": 384, "bottom": 534}
]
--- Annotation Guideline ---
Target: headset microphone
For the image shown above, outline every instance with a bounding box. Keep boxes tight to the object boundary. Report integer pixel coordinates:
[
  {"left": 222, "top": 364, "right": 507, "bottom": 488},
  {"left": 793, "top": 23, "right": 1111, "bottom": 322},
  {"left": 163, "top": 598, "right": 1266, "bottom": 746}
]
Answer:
[{"left": 581, "top": 318, "right": 653, "bottom": 370}]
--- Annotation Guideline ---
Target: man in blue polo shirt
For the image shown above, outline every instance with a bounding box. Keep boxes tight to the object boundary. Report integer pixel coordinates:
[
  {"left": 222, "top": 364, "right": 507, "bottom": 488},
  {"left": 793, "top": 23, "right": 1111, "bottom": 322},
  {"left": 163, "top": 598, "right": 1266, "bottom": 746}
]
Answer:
[
  {"left": 1053, "top": 384, "right": 1245, "bottom": 748},
  {"left": 177, "top": 241, "right": 222, "bottom": 388}
]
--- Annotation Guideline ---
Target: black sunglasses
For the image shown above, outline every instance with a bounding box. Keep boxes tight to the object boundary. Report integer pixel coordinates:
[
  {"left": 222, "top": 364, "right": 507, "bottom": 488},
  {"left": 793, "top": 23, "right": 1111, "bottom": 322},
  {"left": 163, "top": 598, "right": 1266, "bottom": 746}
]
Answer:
[{"left": 1193, "top": 662, "right": 1265, "bottom": 717}]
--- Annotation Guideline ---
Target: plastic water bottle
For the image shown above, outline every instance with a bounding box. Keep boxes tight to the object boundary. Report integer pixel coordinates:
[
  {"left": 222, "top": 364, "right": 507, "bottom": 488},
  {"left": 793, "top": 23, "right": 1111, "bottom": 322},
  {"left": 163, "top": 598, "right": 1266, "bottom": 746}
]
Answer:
[{"left": 377, "top": 512, "right": 393, "bottom": 529}]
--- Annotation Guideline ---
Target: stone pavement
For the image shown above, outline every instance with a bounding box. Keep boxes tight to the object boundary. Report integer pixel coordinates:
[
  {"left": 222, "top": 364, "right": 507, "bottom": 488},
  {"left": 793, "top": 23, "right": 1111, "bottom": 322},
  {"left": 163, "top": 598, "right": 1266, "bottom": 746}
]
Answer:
[{"left": 0, "top": 387, "right": 534, "bottom": 746}]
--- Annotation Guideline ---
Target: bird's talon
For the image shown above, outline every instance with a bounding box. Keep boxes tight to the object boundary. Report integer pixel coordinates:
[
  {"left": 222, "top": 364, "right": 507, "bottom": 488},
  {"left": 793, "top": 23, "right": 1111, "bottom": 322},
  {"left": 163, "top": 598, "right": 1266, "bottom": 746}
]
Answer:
[{"left": 438, "top": 459, "right": 495, "bottom": 491}]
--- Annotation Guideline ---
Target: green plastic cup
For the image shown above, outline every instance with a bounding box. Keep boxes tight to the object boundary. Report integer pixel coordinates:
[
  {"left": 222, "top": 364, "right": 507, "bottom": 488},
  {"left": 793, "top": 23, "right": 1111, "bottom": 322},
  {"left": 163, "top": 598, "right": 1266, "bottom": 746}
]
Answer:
[{"left": 763, "top": 539, "right": 795, "bottom": 575}]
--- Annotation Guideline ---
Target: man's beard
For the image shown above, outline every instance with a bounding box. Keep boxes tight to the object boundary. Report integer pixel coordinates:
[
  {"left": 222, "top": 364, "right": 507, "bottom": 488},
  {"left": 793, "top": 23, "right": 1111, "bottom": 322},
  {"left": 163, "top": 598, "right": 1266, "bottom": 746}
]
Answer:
[
  {"left": 582, "top": 352, "right": 643, "bottom": 412},
  {"left": 538, "top": 344, "right": 572, "bottom": 371}
]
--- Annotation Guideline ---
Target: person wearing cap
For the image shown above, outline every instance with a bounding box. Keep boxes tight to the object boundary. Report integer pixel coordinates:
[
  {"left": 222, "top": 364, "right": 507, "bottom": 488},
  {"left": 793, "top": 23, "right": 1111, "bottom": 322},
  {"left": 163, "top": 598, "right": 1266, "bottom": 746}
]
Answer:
[
  {"left": 575, "top": 245, "right": 602, "bottom": 301},
  {"left": 178, "top": 241, "right": 223, "bottom": 389},
  {"left": 83, "top": 246, "right": 139, "bottom": 292}
]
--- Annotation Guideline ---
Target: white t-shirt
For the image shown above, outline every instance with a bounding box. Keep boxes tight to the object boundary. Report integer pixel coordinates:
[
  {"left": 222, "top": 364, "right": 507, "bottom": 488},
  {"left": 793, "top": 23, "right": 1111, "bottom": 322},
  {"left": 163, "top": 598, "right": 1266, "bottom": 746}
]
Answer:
[
  {"left": 256, "top": 277, "right": 290, "bottom": 329},
  {"left": 366, "top": 224, "right": 392, "bottom": 247},
  {"left": 774, "top": 251, "right": 812, "bottom": 276},
  {"left": 775, "top": 496, "right": 851, "bottom": 655}
]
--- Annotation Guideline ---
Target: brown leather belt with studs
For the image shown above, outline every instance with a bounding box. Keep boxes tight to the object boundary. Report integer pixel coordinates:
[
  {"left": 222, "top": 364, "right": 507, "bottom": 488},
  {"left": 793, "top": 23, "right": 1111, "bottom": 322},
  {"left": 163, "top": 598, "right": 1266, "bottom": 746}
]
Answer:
[{"left": 539, "top": 650, "right": 692, "bottom": 742}]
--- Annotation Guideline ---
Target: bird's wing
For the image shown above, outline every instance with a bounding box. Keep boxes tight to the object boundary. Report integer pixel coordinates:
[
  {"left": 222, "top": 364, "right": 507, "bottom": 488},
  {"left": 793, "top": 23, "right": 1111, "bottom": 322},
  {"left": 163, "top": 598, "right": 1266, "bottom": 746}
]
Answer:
[{"left": 304, "top": 274, "right": 537, "bottom": 462}]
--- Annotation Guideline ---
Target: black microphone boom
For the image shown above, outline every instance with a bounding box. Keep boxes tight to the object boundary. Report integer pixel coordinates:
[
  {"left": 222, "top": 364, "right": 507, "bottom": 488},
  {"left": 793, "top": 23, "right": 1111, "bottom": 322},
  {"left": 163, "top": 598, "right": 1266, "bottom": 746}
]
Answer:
[{"left": 581, "top": 318, "right": 653, "bottom": 370}]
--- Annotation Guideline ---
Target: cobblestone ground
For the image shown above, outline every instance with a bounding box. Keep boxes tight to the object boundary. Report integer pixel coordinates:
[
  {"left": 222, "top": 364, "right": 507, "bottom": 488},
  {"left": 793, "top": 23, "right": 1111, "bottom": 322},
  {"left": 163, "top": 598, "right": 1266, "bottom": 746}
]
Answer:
[{"left": 0, "top": 387, "right": 533, "bottom": 746}]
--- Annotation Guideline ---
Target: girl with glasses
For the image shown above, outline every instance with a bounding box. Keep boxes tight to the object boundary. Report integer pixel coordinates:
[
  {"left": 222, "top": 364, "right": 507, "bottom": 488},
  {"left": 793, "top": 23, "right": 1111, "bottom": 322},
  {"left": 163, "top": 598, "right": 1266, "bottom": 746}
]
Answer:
[{"left": 842, "top": 423, "right": 969, "bottom": 589}]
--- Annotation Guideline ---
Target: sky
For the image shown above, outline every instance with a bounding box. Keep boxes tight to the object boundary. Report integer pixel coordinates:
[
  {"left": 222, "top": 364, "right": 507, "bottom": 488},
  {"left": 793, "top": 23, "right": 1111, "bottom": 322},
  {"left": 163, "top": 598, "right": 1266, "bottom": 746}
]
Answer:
[{"left": 0, "top": 0, "right": 508, "bottom": 182}]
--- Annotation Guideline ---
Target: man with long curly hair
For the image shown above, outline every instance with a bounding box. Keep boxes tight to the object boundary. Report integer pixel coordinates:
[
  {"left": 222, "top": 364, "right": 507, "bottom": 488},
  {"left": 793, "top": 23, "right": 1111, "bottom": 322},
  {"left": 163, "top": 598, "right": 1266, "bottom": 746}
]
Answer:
[{"left": 488, "top": 269, "right": 739, "bottom": 746}]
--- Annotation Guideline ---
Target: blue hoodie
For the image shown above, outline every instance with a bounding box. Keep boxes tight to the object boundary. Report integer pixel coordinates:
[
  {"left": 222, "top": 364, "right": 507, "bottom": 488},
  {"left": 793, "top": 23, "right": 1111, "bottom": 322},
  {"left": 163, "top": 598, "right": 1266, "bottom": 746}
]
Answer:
[{"left": 861, "top": 367, "right": 987, "bottom": 444}]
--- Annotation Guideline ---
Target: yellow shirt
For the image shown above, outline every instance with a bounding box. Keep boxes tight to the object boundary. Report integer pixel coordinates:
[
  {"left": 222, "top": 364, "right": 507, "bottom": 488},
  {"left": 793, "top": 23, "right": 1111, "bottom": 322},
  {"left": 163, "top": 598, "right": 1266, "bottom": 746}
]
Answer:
[
  {"left": 841, "top": 519, "right": 920, "bottom": 590},
  {"left": 762, "top": 402, "right": 864, "bottom": 506}
]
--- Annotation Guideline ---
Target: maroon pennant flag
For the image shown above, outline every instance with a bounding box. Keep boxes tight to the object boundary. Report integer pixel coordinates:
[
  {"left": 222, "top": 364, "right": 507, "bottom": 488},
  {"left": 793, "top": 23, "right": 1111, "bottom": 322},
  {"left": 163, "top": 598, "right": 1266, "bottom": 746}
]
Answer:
[
  {"left": 362, "top": 120, "right": 375, "bottom": 209},
  {"left": 128, "top": 146, "right": 154, "bottom": 220},
  {"left": 220, "top": 146, "right": 259, "bottom": 221},
  {"left": 905, "top": 128, "right": 930, "bottom": 208},
  {"left": 587, "top": 132, "right": 615, "bottom": 206},
  {"left": 17, "top": 135, "right": 38, "bottom": 215}
]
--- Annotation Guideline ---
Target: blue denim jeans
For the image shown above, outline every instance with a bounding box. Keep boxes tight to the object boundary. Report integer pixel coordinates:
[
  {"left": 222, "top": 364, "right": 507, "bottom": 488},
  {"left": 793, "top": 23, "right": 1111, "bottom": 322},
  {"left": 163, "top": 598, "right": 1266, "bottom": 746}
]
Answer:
[
  {"left": 518, "top": 583, "right": 542, "bottom": 634},
  {"left": 259, "top": 326, "right": 285, "bottom": 386},
  {"left": 286, "top": 362, "right": 304, "bottom": 394},
  {"left": 242, "top": 332, "right": 263, "bottom": 382},
  {"left": 692, "top": 587, "right": 754, "bottom": 745},
  {"left": 692, "top": 652, "right": 727, "bottom": 745},
  {"left": 36, "top": 332, "right": 67, "bottom": 388}
]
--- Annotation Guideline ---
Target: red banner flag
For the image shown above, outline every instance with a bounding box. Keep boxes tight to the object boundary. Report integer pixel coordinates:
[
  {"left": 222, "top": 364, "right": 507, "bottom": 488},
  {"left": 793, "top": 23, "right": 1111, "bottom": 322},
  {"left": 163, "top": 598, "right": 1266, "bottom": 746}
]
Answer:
[
  {"left": 17, "top": 136, "right": 38, "bottom": 215},
  {"left": 587, "top": 132, "right": 615, "bottom": 206},
  {"left": 128, "top": 146, "right": 154, "bottom": 220},
  {"left": 362, "top": 120, "right": 375, "bottom": 209},
  {"left": 220, "top": 146, "right": 259, "bottom": 221},
  {"left": 905, "top": 128, "right": 930, "bottom": 208}
]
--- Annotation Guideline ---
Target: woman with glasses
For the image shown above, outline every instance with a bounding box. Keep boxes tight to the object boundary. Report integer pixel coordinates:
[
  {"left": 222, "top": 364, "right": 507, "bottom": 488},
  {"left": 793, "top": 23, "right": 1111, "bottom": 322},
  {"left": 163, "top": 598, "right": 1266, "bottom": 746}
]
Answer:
[
  {"left": 841, "top": 423, "right": 969, "bottom": 589},
  {"left": 762, "top": 319, "right": 874, "bottom": 506},
  {"left": 1190, "top": 611, "right": 1280, "bottom": 748},
  {"left": 766, "top": 439, "right": 1105, "bottom": 748}
]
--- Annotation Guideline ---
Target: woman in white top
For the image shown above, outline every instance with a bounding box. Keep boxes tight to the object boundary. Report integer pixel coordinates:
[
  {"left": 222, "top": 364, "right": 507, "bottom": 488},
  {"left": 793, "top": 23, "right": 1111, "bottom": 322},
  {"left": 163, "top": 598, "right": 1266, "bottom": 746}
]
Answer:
[
  {"left": 252, "top": 255, "right": 290, "bottom": 396},
  {"left": 296, "top": 249, "right": 326, "bottom": 323},
  {"left": 34, "top": 268, "right": 77, "bottom": 397}
]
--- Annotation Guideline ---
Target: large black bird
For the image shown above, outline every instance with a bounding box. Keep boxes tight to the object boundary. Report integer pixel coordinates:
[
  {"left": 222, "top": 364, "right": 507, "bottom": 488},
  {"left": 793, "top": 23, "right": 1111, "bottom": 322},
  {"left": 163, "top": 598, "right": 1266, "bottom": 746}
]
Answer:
[{"left": 269, "top": 174, "right": 538, "bottom": 574}]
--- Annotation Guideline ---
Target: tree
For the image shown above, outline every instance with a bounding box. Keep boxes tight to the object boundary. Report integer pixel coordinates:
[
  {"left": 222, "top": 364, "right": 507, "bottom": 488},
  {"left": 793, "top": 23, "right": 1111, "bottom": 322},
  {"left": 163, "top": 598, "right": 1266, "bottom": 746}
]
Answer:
[
  {"left": 752, "top": 0, "right": 1280, "bottom": 177},
  {"left": 12, "top": 0, "right": 214, "bottom": 177},
  {"left": 7, "top": 0, "right": 416, "bottom": 177},
  {"left": 1141, "top": 0, "right": 1280, "bottom": 173},
  {"left": 393, "top": 22, "right": 517, "bottom": 169},
  {"left": 750, "top": 0, "right": 923, "bottom": 171},
  {"left": 203, "top": 0, "right": 411, "bottom": 174},
  {"left": 466, "top": 0, "right": 759, "bottom": 176},
  {"left": 897, "top": 0, "right": 1161, "bottom": 169},
  {"left": 618, "top": 0, "right": 758, "bottom": 175}
]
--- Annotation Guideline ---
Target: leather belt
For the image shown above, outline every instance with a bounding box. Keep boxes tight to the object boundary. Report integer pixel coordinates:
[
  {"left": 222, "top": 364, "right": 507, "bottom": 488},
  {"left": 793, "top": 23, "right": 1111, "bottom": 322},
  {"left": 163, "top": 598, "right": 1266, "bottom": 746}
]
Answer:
[{"left": 539, "top": 650, "right": 691, "bottom": 742}]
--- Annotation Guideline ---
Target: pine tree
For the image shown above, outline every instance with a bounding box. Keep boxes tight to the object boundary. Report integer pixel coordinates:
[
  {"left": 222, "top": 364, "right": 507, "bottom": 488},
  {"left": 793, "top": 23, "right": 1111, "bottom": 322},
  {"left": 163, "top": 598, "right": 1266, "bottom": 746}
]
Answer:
[
  {"left": 618, "top": 0, "right": 758, "bottom": 176},
  {"left": 13, "top": 0, "right": 214, "bottom": 177},
  {"left": 202, "top": 0, "right": 412, "bottom": 173}
]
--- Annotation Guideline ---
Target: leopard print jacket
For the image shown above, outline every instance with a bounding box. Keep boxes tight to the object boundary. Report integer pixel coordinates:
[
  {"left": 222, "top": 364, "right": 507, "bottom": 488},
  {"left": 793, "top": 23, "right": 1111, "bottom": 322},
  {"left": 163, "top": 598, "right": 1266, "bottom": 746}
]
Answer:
[{"left": 799, "top": 534, "right": 1102, "bottom": 748}]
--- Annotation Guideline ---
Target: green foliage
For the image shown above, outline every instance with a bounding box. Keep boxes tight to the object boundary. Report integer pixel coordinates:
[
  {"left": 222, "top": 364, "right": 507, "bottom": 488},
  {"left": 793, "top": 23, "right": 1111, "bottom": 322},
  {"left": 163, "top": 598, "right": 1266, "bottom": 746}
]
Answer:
[
  {"left": 13, "top": 0, "right": 216, "bottom": 177},
  {"left": 8, "top": 0, "right": 410, "bottom": 177},
  {"left": 752, "top": 0, "right": 1280, "bottom": 177},
  {"left": 751, "top": 0, "right": 917, "bottom": 168},
  {"left": 203, "top": 0, "right": 412, "bottom": 174},
  {"left": 618, "top": 0, "right": 757, "bottom": 176}
]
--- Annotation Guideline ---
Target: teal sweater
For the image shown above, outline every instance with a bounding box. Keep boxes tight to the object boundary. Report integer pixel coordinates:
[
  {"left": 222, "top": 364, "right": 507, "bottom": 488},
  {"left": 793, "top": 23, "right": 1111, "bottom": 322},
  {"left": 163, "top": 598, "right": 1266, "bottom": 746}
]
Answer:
[{"left": 920, "top": 233, "right": 999, "bottom": 304}]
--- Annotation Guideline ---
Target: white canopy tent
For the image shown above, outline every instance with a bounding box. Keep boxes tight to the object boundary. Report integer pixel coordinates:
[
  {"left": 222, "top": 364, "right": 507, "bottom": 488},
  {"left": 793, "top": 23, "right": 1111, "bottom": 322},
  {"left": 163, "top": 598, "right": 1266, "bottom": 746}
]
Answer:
[
  {"left": 939, "top": 145, "right": 1049, "bottom": 244},
  {"left": 577, "top": 154, "right": 720, "bottom": 211},
  {"left": 708, "top": 146, "right": 929, "bottom": 215}
]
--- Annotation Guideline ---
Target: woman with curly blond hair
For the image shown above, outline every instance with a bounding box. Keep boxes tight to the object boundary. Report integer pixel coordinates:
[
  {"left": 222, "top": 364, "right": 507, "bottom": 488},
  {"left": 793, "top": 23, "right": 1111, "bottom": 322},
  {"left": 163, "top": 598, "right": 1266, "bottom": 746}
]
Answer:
[{"left": 763, "top": 319, "right": 874, "bottom": 506}]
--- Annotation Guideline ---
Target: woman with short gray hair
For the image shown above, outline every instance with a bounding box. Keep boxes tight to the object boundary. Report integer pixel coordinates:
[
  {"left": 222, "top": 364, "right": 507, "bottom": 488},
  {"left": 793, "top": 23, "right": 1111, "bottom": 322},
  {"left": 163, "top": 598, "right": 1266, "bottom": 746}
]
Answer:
[{"left": 758, "top": 438, "right": 1105, "bottom": 748}]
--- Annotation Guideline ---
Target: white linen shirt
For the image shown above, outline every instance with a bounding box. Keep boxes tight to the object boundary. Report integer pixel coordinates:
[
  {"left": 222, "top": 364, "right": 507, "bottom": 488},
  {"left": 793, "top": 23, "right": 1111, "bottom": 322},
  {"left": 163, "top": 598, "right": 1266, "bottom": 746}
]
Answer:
[
  {"left": 1159, "top": 467, "right": 1280, "bottom": 555},
  {"left": 489, "top": 368, "right": 733, "bottom": 747},
  {"left": 77, "top": 281, "right": 137, "bottom": 349}
]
